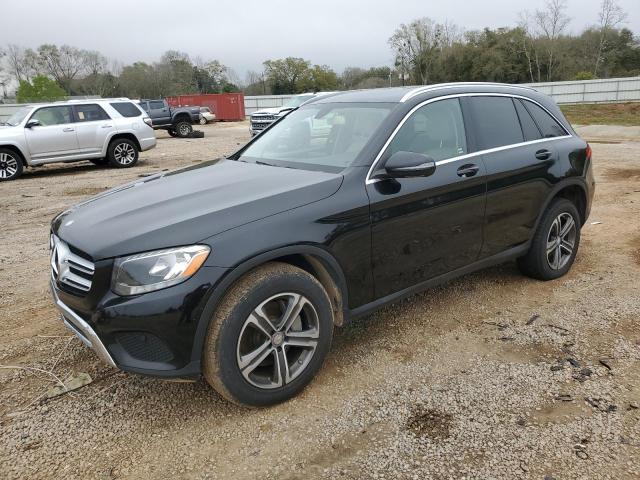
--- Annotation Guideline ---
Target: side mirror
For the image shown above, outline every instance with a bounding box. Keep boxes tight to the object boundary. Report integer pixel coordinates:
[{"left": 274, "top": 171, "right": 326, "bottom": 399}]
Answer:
[
  {"left": 380, "top": 151, "right": 436, "bottom": 179},
  {"left": 25, "top": 119, "right": 41, "bottom": 128}
]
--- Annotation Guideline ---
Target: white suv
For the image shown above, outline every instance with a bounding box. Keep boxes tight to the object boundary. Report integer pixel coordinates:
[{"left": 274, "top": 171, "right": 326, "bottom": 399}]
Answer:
[{"left": 0, "top": 99, "right": 156, "bottom": 181}]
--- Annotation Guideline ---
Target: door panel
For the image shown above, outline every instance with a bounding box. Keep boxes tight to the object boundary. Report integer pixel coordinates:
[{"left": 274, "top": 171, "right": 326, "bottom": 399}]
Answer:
[
  {"left": 368, "top": 161, "right": 486, "bottom": 298},
  {"left": 367, "top": 97, "right": 486, "bottom": 299},
  {"left": 73, "top": 104, "right": 115, "bottom": 154},
  {"left": 25, "top": 106, "right": 78, "bottom": 159},
  {"left": 148, "top": 101, "right": 171, "bottom": 125}
]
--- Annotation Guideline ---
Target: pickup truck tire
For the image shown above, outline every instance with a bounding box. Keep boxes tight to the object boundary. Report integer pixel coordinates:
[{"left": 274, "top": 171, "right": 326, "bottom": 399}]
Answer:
[
  {"left": 202, "top": 262, "right": 333, "bottom": 407},
  {"left": 168, "top": 129, "right": 178, "bottom": 137},
  {"left": 107, "top": 139, "right": 139, "bottom": 168},
  {"left": 0, "top": 148, "right": 23, "bottom": 181},
  {"left": 175, "top": 121, "right": 193, "bottom": 138}
]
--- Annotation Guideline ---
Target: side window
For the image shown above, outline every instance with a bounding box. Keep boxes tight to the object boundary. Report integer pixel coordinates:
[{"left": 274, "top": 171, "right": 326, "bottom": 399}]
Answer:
[
  {"left": 514, "top": 99, "right": 542, "bottom": 141},
  {"left": 111, "top": 102, "right": 143, "bottom": 118},
  {"left": 149, "top": 101, "right": 165, "bottom": 110},
  {"left": 138, "top": 102, "right": 149, "bottom": 111},
  {"left": 74, "top": 104, "right": 110, "bottom": 122},
  {"left": 387, "top": 98, "right": 467, "bottom": 162},
  {"left": 522, "top": 100, "right": 567, "bottom": 138},
  {"left": 469, "top": 96, "right": 523, "bottom": 150},
  {"left": 30, "top": 106, "right": 74, "bottom": 126}
]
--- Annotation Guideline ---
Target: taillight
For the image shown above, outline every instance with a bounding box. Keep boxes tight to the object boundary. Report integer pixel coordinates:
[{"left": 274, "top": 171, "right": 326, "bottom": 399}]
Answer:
[
  {"left": 143, "top": 117, "right": 153, "bottom": 127},
  {"left": 585, "top": 143, "right": 592, "bottom": 161}
]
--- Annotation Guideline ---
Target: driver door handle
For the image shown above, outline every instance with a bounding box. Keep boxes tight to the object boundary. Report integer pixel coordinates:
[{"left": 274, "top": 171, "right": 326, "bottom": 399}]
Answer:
[{"left": 457, "top": 164, "right": 480, "bottom": 178}]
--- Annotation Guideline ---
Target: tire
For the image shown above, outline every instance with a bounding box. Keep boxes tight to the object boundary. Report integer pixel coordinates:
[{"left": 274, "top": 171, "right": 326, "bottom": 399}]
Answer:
[
  {"left": 517, "top": 198, "right": 581, "bottom": 280},
  {"left": 202, "top": 262, "right": 334, "bottom": 407},
  {"left": 168, "top": 129, "right": 178, "bottom": 137},
  {"left": 174, "top": 121, "right": 193, "bottom": 138},
  {"left": 90, "top": 158, "right": 109, "bottom": 166},
  {"left": 199, "top": 117, "right": 207, "bottom": 125},
  {"left": 107, "top": 138, "right": 139, "bottom": 168},
  {"left": 0, "top": 148, "right": 23, "bottom": 181}
]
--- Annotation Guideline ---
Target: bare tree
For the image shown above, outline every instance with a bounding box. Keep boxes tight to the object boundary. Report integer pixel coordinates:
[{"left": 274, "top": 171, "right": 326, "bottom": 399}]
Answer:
[
  {"left": 594, "top": 0, "right": 628, "bottom": 76},
  {"left": 534, "top": 0, "right": 570, "bottom": 81},
  {"left": 389, "top": 17, "right": 451, "bottom": 85},
  {"left": 35, "top": 44, "right": 91, "bottom": 93},
  {"left": 4, "top": 44, "right": 37, "bottom": 83}
]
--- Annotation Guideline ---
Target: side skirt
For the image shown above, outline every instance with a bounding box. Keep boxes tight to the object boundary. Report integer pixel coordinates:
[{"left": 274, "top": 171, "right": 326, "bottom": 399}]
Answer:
[{"left": 348, "top": 243, "right": 530, "bottom": 321}]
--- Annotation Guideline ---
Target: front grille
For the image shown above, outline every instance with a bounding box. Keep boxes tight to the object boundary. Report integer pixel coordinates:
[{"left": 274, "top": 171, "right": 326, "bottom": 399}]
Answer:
[
  {"left": 50, "top": 235, "right": 95, "bottom": 295},
  {"left": 252, "top": 115, "right": 277, "bottom": 121},
  {"left": 251, "top": 122, "right": 271, "bottom": 130}
]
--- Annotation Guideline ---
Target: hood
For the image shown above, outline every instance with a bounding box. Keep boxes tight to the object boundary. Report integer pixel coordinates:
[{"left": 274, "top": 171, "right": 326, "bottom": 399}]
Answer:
[
  {"left": 251, "top": 107, "right": 281, "bottom": 116},
  {"left": 53, "top": 159, "right": 342, "bottom": 260}
]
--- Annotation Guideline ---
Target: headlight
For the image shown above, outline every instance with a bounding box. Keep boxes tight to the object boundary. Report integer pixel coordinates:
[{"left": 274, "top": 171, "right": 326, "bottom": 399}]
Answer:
[{"left": 112, "top": 245, "right": 210, "bottom": 296}]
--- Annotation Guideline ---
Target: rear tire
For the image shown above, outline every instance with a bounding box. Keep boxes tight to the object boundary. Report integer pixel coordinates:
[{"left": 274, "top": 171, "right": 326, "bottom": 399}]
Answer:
[
  {"left": 174, "top": 121, "right": 193, "bottom": 138},
  {"left": 517, "top": 198, "right": 581, "bottom": 280},
  {"left": 199, "top": 117, "right": 207, "bottom": 125},
  {"left": 107, "top": 139, "right": 139, "bottom": 168},
  {"left": 202, "top": 262, "right": 334, "bottom": 407},
  {"left": 0, "top": 148, "right": 23, "bottom": 181}
]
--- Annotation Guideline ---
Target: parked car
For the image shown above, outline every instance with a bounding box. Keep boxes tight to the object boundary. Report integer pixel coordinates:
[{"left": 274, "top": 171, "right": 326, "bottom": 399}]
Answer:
[
  {"left": 50, "top": 83, "right": 594, "bottom": 407},
  {"left": 249, "top": 92, "right": 335, "bottom": 136},
  {"left": 0, "top": 99, "right": 156, "bottom": 181},
  {"left": 138, "top": 99, "right": 201, "bottom": 137},
  {"left": 199, "top": 107, "right": 216, "bottom": 125}
]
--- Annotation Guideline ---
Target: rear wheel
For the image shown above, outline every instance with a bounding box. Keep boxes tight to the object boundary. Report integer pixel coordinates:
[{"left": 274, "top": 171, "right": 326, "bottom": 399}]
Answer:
[
  {"left": 0, "top": 149, "right": 23, "bottom": 181},
  {"left": 517, "top": 198, "right": 580, "bottom": 280},
  {"left": 199, "top": 117, "right": 207, "bottom": 125},
  {"left": 107, "top": 139, "right": 139, "bottom": 168},
  {"left": 174, "top": 121, "right": 193, "bottom": 138},
  {"left": 202, "top": 262, "right": 334, "bottom": 407}
]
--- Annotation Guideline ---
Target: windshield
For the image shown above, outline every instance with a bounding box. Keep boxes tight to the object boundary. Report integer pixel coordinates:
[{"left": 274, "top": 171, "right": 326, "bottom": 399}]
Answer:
[
  {"left": 239, "top": 102, "right": 394, "bottom": 172},
  {"left": 4, "top": 107, "right": 31, "bottom": 126},
  {"left": 281, "top": 95, "right": 315, "bottom": 109}
]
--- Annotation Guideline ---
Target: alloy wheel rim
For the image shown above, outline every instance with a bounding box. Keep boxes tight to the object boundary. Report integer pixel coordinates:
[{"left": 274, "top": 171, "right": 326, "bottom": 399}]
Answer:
[
  {"left": 180, "top": 124, "right": 190, "bottom": 136},
  {"left": 236, "top": 292, "right": 319, "bottom": 390},
  {"left": 113, "top": 143, "right": 135, "bottom": 165},
  {"left": 546, "top": 212, "right": 576, "bottom": 270},
  {"left": 0, "top": 152, "right": 18, "bottom": 179}
]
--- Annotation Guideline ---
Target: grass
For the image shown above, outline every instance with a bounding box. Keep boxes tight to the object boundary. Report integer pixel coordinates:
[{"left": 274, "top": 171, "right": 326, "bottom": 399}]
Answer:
[{"left": 560, "top": 102, "right": 640, "bottom": 126}]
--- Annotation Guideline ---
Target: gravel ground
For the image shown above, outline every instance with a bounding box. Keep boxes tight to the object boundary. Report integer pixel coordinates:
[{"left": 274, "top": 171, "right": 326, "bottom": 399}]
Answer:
[{"left": 0, "top": 122, "right": 639, "bottom": 479}]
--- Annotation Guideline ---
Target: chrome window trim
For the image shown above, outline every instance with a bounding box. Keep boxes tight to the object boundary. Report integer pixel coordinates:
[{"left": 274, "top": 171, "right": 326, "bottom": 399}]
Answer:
[{"left": 365, "top": 93, "right": 571, "bottom": 185}]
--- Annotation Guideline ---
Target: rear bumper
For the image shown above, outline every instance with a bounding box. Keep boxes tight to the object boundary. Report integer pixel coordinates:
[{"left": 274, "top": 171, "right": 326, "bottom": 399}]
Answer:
[{"left": 139, "top": 136, "right": 157, "bottom": 152}]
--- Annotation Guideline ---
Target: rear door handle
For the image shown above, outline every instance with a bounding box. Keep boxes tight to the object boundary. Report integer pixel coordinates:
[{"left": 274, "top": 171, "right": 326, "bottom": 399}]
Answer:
[
  {"left": 62, "top": 128, "right": 75, "bottom": 132},
  {"left": 457, "top": 164, "right": 480, "bottom": 178},
  {"left": 535, "top": 149, "right": 552, "bottom": 160},
  {"left": 101, "top": 125, "right": 113, "bottom": 128}
]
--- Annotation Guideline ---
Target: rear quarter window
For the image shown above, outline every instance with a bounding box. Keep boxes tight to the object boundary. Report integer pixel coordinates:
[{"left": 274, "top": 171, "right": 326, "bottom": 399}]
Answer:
[
  {"left": 469, "top": 96, "right": 524, "bottom": 150},
  {"left": 522, "top": 100, "right": 567, "bottom": 138},
  {"left": 110, "top": 102, "right": 143, "bottom": 118},
  {"left": 514, "top": 99, "right": 542, "bottom": 141}
]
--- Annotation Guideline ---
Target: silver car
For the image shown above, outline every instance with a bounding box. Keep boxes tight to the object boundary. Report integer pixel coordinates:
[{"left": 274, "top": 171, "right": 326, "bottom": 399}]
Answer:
[{"left": 0, "top": 99, "right": 156, "bottom": 181}]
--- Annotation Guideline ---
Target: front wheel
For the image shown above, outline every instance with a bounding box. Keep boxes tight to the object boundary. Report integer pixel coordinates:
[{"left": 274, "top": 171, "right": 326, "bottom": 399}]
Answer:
[
  {"left": 202, "top": 263, "right": 334, "bottom": 407},
  {"left": 0, "top": 149, "right": 23, "bottom": 181},
  {"left": 107, "top": 139, "right": 139, "bottom": 168},
  {"left": 517, "top": 198, "right": 581, "bottom": 280}
]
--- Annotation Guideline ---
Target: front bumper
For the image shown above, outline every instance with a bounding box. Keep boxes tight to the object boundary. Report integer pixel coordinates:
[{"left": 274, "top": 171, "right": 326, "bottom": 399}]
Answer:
[
  {"left": 51, "top": 280, "right": 116, "bottom": 368},
  {"left": 49, "top": 264, "right": 228, "bottom": 377}
]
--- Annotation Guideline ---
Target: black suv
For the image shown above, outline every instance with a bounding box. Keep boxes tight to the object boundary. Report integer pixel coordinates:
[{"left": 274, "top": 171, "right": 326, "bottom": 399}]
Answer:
[{"left": 50, "top": 83, "right": 595, "bottom": 406}]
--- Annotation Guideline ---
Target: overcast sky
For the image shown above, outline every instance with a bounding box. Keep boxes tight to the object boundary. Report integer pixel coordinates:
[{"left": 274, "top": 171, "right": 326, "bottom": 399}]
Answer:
[{"left": 2, "top": 0, "right": 639, "bottom": 79}]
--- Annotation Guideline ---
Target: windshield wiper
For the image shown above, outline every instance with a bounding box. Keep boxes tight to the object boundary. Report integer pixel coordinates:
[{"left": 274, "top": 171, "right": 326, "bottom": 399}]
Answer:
[{"left": 255, "top": 160, "right": 275, "bottom": 167}]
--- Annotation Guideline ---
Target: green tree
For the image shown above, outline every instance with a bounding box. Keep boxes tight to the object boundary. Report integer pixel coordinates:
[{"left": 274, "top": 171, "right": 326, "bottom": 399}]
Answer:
[
  {"left": 263, "top": 57, "right": 310, "bottom": 94},
  {"left": 16, "top": 75, "right": 66, "bottom": 102}
]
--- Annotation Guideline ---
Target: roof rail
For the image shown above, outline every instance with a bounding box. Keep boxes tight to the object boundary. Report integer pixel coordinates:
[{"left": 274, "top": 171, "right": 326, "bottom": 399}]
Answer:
[{"left": 400, "top": 82, "right": 537, "bottom": 102}]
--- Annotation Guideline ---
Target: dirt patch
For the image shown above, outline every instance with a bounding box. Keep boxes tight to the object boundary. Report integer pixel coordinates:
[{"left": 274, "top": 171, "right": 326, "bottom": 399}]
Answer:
[
  {"left": 603, "top": 167, "right": 640, "bottom": 182},
  {"left": 405, "top": 407, "right": 453, "bottom": 439},
  {"left": 64, "top": 186, "right": 109, "bottom": 196}
]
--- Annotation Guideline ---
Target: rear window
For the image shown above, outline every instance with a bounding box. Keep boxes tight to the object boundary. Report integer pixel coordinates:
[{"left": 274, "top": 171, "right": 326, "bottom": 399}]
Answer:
[
  {"left": 514, "top": 99, "right": 542, "bottom": 141},
  {"left": 470, "top": 96, "right": 524, "bottom": 150},
  {"left": 75, "top": 104, "right": 110, "bottom": 122},
  {"left": 110, "top": 102, "right": 143, "bottom": 118},
  {"left": 522, "top": 100, "right": 567, "bottom": 138}
]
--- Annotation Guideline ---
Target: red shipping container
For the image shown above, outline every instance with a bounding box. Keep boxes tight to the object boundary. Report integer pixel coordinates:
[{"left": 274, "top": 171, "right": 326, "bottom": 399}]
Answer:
[{"left": 165, "top": 93, "right": 245, "bottom": 121}]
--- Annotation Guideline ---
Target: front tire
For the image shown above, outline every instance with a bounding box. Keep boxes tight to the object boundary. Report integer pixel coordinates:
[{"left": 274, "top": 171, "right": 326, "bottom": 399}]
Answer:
[
  {"left": 174, "top": 121, "right": 193, "bottom": 138},
  {"left": 0, "top": 149, "right": 23, "bottom": 181},
  {"left": 517, "top": 198, "right": 581, "bottom": 280},
  {"left": 202, "top": 262, "right": 334, "bottom": 407},
  {"left": 107, "top": 139, "right": 139, "bottom": 168}
]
